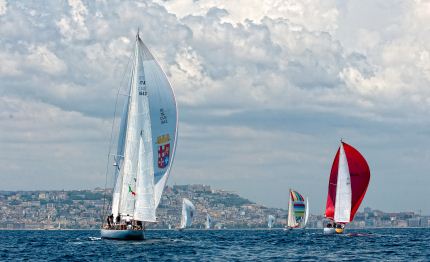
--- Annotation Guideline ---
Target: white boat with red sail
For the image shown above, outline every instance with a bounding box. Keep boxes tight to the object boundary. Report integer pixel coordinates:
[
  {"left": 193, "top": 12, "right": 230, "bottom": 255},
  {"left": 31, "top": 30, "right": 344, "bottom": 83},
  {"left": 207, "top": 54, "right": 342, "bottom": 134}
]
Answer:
[
  {"left": 100, "top": 30, "right": 178, "bottom": 240},
  {"left": 324, "top": 141, "right": 370, "bottom": 234}
]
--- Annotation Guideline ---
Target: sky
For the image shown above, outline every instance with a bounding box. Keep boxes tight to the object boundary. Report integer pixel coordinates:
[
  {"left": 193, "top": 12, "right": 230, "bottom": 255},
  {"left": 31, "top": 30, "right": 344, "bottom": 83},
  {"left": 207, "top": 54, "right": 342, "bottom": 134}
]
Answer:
[{"left": 0, "top": 0, "right": 429, "bottom": 215}]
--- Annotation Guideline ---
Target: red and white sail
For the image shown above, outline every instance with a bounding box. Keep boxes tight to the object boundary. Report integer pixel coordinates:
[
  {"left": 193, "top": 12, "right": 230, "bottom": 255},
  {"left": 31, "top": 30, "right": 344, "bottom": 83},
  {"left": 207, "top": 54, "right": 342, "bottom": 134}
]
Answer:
[{"left": 325, "top": 141, "right": 370, "bottom": 223}]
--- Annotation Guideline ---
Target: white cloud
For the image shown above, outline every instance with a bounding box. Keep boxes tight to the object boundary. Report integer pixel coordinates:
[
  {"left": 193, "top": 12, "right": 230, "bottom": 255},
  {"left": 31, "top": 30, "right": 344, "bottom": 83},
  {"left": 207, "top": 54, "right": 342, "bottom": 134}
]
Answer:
[
  {"left": 57, "top": 0, "right": 89, "bottom": 40},
  {"left": 0, "top": 0, "right": 7, "bottom": 16},
  {"left": 0, "top": 0, "right": 429, "bottom": 213},
  {"left": 25, "top": 45, "right": 67, "bottom": 75},
  {"left": 155, "top": 0, "right": 338, "bottom": 32},
  {"left": 0, "top": 51, "right": 21, "bottom": 76}
]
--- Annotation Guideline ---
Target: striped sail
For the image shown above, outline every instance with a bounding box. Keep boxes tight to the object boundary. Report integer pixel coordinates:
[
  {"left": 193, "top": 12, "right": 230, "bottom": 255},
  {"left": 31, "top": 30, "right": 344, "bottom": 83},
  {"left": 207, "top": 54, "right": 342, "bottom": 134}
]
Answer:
[{"left": 287, "top": 189, "right": 307, "bottom": 228}]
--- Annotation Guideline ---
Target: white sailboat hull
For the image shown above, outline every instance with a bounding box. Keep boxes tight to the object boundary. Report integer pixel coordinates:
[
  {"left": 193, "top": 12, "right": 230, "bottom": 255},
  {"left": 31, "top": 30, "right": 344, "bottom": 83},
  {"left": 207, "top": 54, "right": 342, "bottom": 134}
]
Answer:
[
  {"left": 100, "top": 229, "right": 144, "bottom": 240},
  {"left": 323, "top": 227, "right": 336, "bottom": 234}
]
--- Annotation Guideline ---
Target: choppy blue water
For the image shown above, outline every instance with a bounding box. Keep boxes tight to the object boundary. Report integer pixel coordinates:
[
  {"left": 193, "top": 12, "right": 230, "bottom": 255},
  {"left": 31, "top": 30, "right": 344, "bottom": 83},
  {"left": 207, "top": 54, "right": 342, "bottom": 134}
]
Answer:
[{"left": 0, "top": 228, "right": 429, "bottom": 261}]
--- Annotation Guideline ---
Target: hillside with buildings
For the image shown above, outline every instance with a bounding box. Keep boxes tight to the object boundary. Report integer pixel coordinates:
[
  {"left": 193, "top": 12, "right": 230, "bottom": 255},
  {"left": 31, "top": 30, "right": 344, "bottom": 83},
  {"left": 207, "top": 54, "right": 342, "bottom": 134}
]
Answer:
[{"left": 0, "top": 185, "right": 428, "bottom": 229}]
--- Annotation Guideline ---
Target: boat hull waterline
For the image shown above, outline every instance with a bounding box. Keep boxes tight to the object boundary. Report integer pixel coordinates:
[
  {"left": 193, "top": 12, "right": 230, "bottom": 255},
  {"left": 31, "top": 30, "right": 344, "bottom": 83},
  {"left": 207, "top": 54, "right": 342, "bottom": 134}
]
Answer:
[
  {"left": 323, "top": 227, "right": 345, "bottom": 234},
  {"left": 323, "top": 227, "right": 336, "bottom": 234},
  {"left": 100, "top": 229, "right": 144, "bottom": 240}
]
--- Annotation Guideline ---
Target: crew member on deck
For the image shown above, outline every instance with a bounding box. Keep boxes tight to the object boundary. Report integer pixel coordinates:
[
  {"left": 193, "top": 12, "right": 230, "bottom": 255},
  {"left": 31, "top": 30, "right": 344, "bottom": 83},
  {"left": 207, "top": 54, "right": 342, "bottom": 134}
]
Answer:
[{"left": 106, "top": 216, "right": 111, "bottom": 228}]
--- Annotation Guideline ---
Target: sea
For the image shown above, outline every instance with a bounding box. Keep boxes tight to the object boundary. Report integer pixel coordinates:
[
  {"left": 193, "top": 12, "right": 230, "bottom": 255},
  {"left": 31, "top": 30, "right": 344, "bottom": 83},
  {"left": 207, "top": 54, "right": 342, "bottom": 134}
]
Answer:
[{"left": 1, "top": 228, "right": 428, "bottom": 261}]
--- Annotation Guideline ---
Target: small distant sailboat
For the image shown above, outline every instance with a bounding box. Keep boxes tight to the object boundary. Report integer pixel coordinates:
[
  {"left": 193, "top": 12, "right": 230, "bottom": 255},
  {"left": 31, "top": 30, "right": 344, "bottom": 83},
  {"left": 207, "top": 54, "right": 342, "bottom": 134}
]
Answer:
[
  {"left": 179, "top": 198, "right": 196, "bottom": 230},
  {"left": 100, "top": 30, "right": 178, "bottom": 240},
  {"left": 267, "top": 215, "right": 275, "bottom": 229},
  {"left": 206, "top": 213, "right": 213, "bottom": 229},
  {"left": 323, "top": 141, "right": 370, "bottom": 234},
  {"left": 286, "top": 189, "right": 309, "bottom": 230}
]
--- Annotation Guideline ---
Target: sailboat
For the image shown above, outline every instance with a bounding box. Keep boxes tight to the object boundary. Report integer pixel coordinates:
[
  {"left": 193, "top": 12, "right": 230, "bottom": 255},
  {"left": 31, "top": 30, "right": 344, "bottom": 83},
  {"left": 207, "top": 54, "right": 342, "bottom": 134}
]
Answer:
[
  {"left": 286, "top": 189, "right": 309, "bottom": 229},
  {"left": 267, "top": 215, "right": 275, "bottom": 229},
  {"left": 206, "top": 213, "right": 213, "bottom": 229},
  {"left": 179, "top": 198, "right": 195, "bottom": 230},
  {"left": 323, "top": 141, "right": 370, "bottom": 234},
  {"left": 101, "top": 30, "right": 178, "bottom": 240}
]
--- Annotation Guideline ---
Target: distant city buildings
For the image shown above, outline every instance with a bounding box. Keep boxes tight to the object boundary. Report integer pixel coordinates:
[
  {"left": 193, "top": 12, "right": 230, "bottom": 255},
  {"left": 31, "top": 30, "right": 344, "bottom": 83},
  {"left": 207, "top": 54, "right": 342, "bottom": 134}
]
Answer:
[{"left": 0, "top": 186, "right": 428, "bottom": 229}]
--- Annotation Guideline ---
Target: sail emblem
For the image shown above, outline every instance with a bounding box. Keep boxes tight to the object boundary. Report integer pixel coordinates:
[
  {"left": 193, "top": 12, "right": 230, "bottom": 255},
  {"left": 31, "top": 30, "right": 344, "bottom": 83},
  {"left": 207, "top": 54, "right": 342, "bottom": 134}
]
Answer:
[
  {"left": 128, "top": 185, "right": 136, "bottom": 196},
  {"left": 158, "top": 143, "right": 170, "bottom": 168}
]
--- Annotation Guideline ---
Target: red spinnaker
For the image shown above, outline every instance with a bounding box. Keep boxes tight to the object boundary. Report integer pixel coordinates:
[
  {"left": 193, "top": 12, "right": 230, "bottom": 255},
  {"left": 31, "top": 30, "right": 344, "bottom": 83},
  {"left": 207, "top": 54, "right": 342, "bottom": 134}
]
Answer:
[{"left": 325, "top": 142, "right": 370, "bottom": 222}]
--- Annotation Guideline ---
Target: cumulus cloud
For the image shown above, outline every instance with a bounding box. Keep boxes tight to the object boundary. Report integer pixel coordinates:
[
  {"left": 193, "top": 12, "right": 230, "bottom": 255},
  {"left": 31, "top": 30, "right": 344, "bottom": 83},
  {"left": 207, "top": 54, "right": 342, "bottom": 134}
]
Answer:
[
  {"left": 0, "top": 0, "right": 429, "bottom": 213},
  {"left": 57, "top": 0, "right": 89, "bottom": 40}
]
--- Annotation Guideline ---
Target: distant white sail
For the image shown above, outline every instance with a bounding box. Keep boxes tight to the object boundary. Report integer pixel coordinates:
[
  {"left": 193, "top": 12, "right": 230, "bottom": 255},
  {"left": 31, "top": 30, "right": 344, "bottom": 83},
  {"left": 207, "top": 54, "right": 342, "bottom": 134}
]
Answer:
[
  {"left": 334, "top": 143, "right": 352, "bottom": 223},
  {"left": 268, "top": 215, "right": 275, "bottom": 228},
  {"left": 303, "top": 198, "right": 309, "bottom": 228},
  {"left": 180, "top": 198, "right": 196, "bottom": 229},
  {"left": 206, "top": 213, "right": 212, "bottom": 229}
]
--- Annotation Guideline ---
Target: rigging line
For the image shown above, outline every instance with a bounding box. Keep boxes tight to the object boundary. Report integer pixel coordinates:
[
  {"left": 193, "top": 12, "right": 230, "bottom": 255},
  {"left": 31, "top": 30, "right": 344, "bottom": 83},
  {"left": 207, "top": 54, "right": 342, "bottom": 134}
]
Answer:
[{"left": 101, "top": 48, "right": 134, "bottom": 226}]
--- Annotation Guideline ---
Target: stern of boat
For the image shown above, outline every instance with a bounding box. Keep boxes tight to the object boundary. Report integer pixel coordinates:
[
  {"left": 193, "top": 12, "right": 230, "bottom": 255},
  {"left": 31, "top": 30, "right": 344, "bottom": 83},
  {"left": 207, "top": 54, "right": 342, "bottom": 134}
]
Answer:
[{"left": 323, "top": 227, "right": 336, "bottom": 234}]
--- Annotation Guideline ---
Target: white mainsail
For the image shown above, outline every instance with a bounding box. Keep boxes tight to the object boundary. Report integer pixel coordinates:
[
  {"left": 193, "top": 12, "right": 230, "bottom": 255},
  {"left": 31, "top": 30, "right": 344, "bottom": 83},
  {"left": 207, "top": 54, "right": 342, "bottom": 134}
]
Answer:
[
  {"left": 268, "top": 215, "right": 275, "bottom": 228},
  {"left": 334, "top": 143, "right": 352, "bottom": 223},
  {"left": 303, "top": 198, "right": 309, "bottom": 228},
  {"left": 180, "top": 198, "right": 196, "bottom": 229},
  {"left": 111, "top": 95, "right": 130, "bottom": 218},
  {"left": 110, "top": 32, "right": 178, "bottom": 223},
  {"left": 206, "top": 213, "right": 212, "bottom": 229}
]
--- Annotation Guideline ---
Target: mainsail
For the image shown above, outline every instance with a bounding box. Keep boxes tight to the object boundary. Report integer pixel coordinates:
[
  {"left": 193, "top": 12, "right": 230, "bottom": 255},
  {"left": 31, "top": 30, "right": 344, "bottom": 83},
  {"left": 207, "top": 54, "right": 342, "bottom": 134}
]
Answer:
[
  {"left": 287, "top": 189, "right": 307, "bottom": 228},
  {"left": 303, "top": 198, "right": 309, "bottom": 228},
  {"left": 325, "top": 141, "right": 370, "bottom": 223},
  {"left": 206, "top": 213, "right": 212, "bottom": 229},
  {"left": 111, "top": 96, "right": 130, "bottom": 218},
  {"left": 180, "top": 198, "right": 196, "bottom": 229},
  {"left": 267, "top": 215, "right": 275, "bottom": 228},
  {"left": 110, "top": 33, "right": 178, "bottom": 223}
]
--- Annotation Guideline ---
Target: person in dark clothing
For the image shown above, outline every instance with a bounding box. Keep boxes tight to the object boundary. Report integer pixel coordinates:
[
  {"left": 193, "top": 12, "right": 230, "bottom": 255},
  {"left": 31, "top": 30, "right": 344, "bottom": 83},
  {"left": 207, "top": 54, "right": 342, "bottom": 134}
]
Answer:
[
  {"left": 106, "top": 216, "right": 111, "bottom": 228},
  {"left": 116, "top": 214, "right": 120, "bottom": 224}
]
